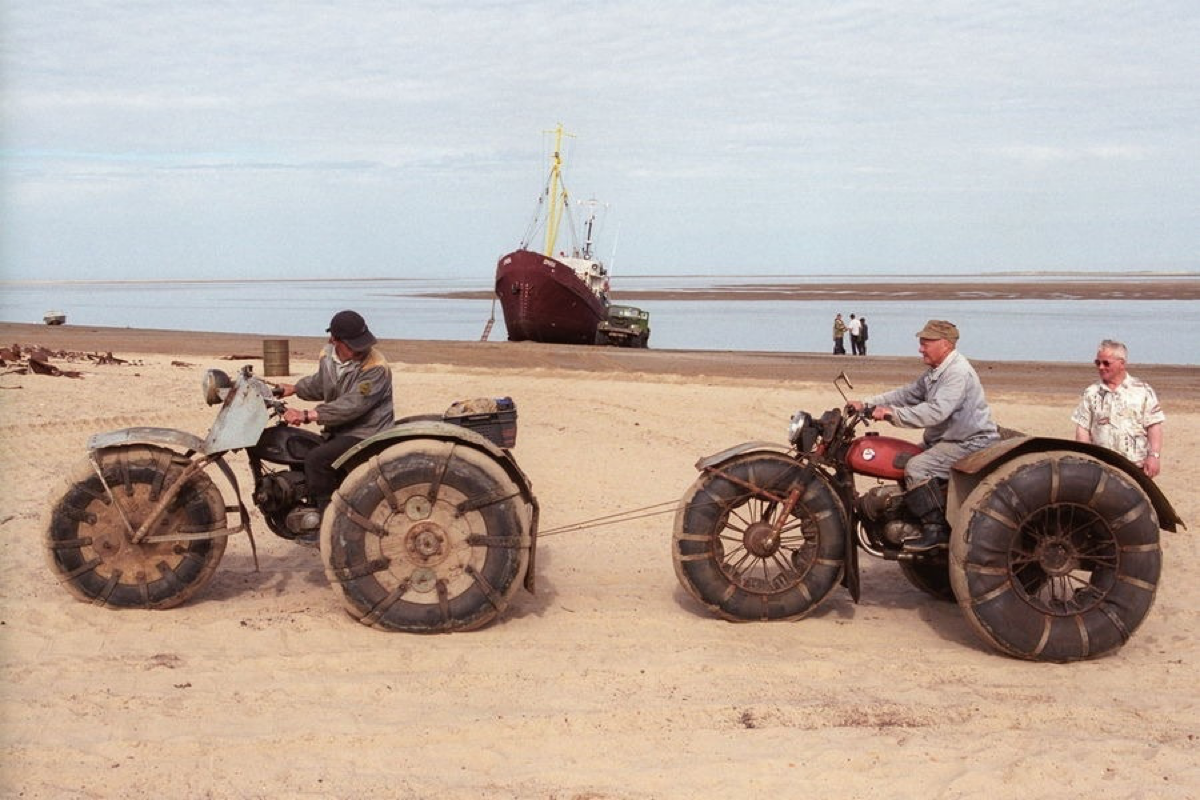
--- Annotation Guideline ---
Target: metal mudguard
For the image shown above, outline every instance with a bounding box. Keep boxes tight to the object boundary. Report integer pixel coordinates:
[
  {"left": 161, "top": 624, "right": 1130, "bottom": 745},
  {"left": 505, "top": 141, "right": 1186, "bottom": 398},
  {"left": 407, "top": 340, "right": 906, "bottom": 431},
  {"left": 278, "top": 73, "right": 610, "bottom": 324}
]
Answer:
[
  {"left": 88, "top": 426, "right": 206, "bottom": 455},
  {"left": 84, "top": 426, "right": 252, "bottom": 541},
  {"left": 949, "top": 436, "right": 1184, "bottom": 532},
  {"left": 694, "top": 441, "right": 793, "bottom": 471},
  {"left": 333, "top": 420, "right": 542, "bottom": 593},
  {"left": 333, "top": 420, "right": 529, "bottom": 488}
]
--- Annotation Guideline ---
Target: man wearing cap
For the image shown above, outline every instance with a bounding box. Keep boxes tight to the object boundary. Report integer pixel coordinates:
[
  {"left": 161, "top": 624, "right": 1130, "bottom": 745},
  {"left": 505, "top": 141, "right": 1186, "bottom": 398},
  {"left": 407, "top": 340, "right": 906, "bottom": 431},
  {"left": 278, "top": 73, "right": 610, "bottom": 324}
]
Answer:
[
  {"left": 849, "top": 320, "right": 999, "bottom": 552},
  {"left": 275, "top": 310, "right": 394, "bottom": 538}
]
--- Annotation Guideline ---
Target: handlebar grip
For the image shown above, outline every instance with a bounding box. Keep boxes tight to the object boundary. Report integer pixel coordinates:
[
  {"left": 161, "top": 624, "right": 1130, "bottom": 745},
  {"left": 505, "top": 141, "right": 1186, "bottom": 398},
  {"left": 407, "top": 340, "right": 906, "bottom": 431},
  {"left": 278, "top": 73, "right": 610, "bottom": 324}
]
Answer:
[{"left": 861, "top": 404, "right": 893, "bottom": 422}]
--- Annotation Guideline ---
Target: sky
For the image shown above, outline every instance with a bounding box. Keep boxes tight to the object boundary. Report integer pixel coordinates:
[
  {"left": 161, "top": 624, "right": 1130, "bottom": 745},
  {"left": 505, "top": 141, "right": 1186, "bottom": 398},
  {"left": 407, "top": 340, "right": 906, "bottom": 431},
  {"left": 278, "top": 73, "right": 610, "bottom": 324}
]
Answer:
[{"left": 2, "top": 1, "right": 1198, "bottom": 282}]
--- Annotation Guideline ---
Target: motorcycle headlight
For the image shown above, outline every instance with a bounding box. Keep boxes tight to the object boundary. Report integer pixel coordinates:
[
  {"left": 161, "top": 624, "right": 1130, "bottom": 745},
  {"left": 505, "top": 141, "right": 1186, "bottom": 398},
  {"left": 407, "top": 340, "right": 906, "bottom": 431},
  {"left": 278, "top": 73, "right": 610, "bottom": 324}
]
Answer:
[
  {"left": 202, "top": 369, "right": 233, "bottom": 406},
  {"left": 787, "top": 410, "right": 812, "bottom": 447}
]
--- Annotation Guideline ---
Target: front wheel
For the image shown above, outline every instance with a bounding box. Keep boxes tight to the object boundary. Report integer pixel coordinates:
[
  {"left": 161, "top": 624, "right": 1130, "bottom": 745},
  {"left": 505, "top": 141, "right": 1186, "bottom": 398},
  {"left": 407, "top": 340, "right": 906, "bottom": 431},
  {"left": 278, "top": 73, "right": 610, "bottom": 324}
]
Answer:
[
  {"left": 950, "top": 452, "right": 1161, "bottom": 662},
  {"left": 45, "top": 445, "right": 228, "bottom": 609},
  {"left": 672, "top": 453, "right": 847, "bottom": 621},
  {"left": 321, "top": 439, "right": 532, "bottom": 633}
]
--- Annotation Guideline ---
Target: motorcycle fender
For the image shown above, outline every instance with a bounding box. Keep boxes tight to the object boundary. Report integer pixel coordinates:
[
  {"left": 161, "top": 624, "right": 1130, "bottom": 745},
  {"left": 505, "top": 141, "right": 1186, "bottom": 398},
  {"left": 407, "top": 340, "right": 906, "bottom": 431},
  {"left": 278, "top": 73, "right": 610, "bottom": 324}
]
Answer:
[
  {"left": 333, "top": 420, "right": 542, "bottom": 594},
  {"left": 84, "top": 427, "right": 252, "bottom": 541},
  {"left": 694, "top": 441, "right": 793, "bottom": 472},
  {"left": 949, "top": 436, "right": 1184, "bottom": 533},
  {"left": 88, "top": 426, "right": 206, "bottom": 455}
]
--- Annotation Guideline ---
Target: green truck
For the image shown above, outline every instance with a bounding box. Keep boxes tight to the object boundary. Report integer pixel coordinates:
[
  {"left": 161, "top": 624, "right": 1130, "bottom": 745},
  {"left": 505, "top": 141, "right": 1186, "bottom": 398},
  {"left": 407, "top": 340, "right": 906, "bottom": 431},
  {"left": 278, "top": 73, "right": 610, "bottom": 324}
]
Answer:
[{"left": 596, "top": 304, "right": 651, "bottom": 348}]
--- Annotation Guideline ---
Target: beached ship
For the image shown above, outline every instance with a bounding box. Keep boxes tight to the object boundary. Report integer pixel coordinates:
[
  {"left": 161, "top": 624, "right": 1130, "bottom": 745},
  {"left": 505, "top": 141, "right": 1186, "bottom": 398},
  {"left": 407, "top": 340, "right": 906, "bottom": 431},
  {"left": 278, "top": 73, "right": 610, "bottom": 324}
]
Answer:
[
  {"left": 43, "top": 311, "right": 66, "bottom": 326},
  {"left": 495, "top": 125, "right": 613, "bottom": 345}
]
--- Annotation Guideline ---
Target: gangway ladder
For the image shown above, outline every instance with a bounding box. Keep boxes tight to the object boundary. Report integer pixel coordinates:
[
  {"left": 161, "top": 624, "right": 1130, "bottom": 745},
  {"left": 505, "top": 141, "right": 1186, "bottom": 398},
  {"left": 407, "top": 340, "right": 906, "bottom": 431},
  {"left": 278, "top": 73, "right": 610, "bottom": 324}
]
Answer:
[{"left": 480, "top": 297, "right": 497, "bottom": 341}]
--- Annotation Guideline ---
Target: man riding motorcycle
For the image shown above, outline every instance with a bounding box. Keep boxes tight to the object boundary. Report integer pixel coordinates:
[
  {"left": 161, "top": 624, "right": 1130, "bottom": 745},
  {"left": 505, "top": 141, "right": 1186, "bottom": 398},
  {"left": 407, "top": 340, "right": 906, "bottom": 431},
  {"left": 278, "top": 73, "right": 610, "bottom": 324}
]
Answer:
[
  {"left": 275, "top": 310, "right": 394, "bottom": 537},
  {"left": 850, "top": 319, "right": 999, "bottom": 552}
]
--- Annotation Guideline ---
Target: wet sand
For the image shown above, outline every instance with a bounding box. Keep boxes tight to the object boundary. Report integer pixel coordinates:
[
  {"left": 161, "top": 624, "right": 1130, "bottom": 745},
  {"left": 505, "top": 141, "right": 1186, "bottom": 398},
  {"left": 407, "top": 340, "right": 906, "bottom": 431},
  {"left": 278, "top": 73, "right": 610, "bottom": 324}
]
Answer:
[{"left": 3, "top": 322, "right": 1196, "bottom": 407}]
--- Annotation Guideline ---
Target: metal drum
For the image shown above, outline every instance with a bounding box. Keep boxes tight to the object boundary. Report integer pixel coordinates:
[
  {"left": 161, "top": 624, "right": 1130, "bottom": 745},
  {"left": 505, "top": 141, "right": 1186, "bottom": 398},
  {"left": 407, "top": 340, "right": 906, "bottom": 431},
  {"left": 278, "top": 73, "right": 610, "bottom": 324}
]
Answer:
[{"left": 262, "top": 339, "right": 290, "bottom": 376}]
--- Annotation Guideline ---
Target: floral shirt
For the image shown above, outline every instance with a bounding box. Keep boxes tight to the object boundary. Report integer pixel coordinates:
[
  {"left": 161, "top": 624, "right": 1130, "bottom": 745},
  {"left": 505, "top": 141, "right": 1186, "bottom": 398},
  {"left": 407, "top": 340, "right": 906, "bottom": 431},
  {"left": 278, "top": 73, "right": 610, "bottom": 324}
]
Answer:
[{"left": 1070, "top": 375, "right": 1164, "bottom": 463}]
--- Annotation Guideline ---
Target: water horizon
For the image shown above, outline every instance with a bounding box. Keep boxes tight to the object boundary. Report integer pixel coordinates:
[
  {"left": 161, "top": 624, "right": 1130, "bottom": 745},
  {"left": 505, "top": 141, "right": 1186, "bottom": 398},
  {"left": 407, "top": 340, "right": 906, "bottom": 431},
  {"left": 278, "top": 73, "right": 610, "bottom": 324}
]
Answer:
[{"left": 2, "top": 273, "right": 1196, "bottom": 366}]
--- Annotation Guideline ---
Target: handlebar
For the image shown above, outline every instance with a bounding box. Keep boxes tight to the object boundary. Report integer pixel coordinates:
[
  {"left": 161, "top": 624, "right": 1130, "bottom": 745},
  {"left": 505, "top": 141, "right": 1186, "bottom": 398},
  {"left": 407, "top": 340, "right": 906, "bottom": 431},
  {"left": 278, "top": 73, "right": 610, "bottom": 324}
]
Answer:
[{"left": 854, "top": 404, "right": 893, "bottom": 423}]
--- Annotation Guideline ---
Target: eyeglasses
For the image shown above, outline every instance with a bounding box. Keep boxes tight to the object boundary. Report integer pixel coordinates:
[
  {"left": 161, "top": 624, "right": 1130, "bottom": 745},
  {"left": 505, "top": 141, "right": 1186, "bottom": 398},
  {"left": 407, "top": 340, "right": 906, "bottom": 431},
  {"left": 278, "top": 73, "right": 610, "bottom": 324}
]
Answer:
[{"left": 1094, "top": 359, "right": 1122, "bottom": 367}]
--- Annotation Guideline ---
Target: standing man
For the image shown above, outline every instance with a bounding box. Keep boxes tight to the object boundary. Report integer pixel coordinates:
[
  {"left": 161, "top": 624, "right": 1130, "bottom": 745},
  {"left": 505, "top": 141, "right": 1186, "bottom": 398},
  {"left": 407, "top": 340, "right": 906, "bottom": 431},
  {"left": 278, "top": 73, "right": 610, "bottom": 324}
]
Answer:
[
  {"left": 850, "top": 320, "right": 999, "bottom": 552},
  {"left": 275, "top": 310, "right": 395, "bottom": 535},
  {"left": 1071, "top": 339, "right": 1164, "bottom": 478},
  {"left": 848, "top": 314, "right": 863, "bottom": 355},
  {"left": 859, "top": 316, "right": 869, "bottom": 355},
  {"left": 832, "top": 313, "right": 847, "bottom": 355}
]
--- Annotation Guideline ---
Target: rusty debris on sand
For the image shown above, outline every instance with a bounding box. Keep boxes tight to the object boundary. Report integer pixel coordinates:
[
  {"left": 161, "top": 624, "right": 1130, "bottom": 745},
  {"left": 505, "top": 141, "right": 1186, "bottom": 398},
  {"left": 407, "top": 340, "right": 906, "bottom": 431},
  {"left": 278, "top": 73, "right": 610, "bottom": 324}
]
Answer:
[{"left": 0, "top": 343, "right": 142, "bottom": 379}]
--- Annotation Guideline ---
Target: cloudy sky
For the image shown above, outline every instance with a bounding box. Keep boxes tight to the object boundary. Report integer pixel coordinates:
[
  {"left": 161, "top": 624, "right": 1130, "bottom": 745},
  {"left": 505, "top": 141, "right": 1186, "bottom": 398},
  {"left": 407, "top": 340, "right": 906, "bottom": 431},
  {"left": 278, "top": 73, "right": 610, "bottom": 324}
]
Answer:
[{"left": 2, "top": 1, "right": 1197, "bottom": 281}]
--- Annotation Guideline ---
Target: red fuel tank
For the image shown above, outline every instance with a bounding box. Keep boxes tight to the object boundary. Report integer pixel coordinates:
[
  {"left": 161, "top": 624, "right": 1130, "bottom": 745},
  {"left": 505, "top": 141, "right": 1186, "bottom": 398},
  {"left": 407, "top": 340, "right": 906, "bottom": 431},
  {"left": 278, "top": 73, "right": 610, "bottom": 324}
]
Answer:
[{"left": 846, "top": 433, "right": 923, "bottom": 481}]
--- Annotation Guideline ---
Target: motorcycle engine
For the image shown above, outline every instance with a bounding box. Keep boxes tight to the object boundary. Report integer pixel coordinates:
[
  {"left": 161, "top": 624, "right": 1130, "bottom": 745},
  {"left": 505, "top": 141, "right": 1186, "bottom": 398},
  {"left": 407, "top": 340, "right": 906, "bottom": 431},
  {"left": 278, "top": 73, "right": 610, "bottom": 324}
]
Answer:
[
  {"left": 254, "top": 470, "right": 306, "bottom": 514},
  {"left": 857, "top": 485, "right": 921, "bottom": 547}
]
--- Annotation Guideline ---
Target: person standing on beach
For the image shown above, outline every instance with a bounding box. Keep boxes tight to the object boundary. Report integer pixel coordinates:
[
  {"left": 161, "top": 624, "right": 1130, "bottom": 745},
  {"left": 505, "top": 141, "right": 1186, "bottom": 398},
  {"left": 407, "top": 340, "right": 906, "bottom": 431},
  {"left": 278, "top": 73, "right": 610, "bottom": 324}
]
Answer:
[
  {"left": 1072, "top": 339, "right": 1164, "bottom": 478},
  {"left": 859, "top": 316, "right": 869, "bottom": 355},
  {"left": 848, "top": 320, "right": 999, "bottom": 552},
  {"left": 274, "top": 310, "right": 395, "bottom": 537},
  {"left": 848, "top": 314, "right": 863, "bottom": 355},
  {"left": 832, "top": 314, "right": 847, "bottom": 354}
]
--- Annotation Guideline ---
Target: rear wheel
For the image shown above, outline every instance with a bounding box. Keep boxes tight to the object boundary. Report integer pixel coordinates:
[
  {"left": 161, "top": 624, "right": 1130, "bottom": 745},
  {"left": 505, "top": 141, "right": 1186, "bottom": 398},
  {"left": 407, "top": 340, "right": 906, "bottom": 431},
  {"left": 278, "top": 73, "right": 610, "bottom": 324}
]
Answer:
[
  {"left": 950, "top": 452, "right": 1161, "bottom": 662},
  {"left": 672, "top": 453, "right": 847, "bottom": 621},
  {"left": 322, "top": 440, "right": 532, "bottom": 633},
  {"left": 45, "top": 446, "right": 228, "bottom": 609},
  {"left": 898, "top": 558, "right": 954, "bottom": 601}
]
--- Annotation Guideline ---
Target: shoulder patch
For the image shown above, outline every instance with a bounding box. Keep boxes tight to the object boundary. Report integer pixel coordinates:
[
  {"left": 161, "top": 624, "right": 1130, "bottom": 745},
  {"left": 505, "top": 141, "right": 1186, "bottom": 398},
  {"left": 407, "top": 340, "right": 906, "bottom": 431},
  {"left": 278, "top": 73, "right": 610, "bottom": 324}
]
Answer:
[{"left": 359, "top": 380, "right": 372, "bottom": 396}]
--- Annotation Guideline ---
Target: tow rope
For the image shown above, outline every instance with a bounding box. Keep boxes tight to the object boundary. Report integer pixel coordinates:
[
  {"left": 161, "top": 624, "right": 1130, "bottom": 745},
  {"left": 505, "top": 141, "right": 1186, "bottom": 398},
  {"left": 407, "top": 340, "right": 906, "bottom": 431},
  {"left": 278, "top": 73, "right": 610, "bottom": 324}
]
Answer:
[{"left": 536, "top": 499, "right": 682, "bottom": 538}]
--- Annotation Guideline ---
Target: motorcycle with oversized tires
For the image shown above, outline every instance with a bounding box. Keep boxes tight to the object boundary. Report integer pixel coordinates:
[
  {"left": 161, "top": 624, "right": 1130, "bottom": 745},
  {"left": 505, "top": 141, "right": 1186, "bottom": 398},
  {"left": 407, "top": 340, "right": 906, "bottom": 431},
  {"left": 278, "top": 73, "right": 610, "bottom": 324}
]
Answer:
[
  {"left": 671, "top": 373, "right": 1183, "bottom": 662},
  {"left": 46, "top": 364, "right": 538, "bottom": 633}
]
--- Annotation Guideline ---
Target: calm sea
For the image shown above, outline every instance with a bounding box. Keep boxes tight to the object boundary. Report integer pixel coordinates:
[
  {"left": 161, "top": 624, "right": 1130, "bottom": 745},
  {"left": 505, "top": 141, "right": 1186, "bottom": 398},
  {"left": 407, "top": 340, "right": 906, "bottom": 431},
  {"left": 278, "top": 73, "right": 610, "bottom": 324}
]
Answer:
[{"left": 1, "top": 275, "right": 1196, "bottom": 366}]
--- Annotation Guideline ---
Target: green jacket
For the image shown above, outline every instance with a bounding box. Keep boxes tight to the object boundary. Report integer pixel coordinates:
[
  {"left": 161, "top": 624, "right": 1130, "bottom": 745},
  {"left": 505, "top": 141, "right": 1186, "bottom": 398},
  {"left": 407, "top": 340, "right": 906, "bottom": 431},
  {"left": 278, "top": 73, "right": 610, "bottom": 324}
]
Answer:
[{"left": 294, "top": 344, "right": 395, "bottom": 439}]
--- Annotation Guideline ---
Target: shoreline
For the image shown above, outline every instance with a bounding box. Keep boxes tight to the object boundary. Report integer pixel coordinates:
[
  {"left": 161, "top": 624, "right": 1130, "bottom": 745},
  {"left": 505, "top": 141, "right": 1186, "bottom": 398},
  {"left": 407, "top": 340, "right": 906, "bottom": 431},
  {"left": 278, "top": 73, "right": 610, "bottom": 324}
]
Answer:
[
  {"left": 3, "top": 322, "right": 1197, "bottom": 405},
  {"left": 429, "top": 278, "right": 1200, "bottom": 302}
]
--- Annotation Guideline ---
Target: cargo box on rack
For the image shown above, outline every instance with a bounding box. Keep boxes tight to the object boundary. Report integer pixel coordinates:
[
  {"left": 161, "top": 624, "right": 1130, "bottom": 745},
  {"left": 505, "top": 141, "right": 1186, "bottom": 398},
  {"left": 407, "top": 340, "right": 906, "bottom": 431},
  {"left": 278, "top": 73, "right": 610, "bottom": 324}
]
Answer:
[{"left": 442, "top": 396, "right": 518, "bottom": 449}]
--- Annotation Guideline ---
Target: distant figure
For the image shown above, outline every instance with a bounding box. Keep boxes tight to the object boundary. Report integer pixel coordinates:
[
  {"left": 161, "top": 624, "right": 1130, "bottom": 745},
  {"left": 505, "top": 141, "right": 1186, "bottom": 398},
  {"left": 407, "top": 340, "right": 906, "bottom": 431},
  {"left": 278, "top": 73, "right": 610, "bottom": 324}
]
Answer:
[
  {"left": 848, "top": 314, "right": 863, "bottom": 355},
  {"left": 832, "top": 313, "right": 847, "bottom": 354},
  {"left": 859, "top": 316, "right": 869, "bottom": 355},
  {"left": 1072, "top": 339, "right": 1164, "bottom": 478}
]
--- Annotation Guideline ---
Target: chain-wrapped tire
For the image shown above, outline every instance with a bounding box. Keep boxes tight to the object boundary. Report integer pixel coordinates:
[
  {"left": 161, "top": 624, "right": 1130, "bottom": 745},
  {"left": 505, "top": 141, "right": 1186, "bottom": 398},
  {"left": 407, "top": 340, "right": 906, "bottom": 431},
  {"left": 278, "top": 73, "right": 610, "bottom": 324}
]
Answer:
[
  {"left": 321, "top": 440, "right": 532, "bottom": 633},
  {"left": 46, "top": 445, "right": 228, "bottom": 609},
  {"left": 950, "top": 452, "right": 1161, "bottom": 662},
  {"left": 673, "top": 453, "right": 847, "bottom": 621}
]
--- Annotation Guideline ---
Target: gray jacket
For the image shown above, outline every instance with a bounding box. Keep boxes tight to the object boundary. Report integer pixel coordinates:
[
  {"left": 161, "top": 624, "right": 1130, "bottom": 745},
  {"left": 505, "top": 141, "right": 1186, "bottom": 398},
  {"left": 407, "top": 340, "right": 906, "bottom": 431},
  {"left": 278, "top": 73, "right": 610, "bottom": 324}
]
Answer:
[
  {"left": 294, "top": 344, "right": 394, "bottom": 439},
  {"left": 867, "top": 349, "right": 998, "bottom": 447}
]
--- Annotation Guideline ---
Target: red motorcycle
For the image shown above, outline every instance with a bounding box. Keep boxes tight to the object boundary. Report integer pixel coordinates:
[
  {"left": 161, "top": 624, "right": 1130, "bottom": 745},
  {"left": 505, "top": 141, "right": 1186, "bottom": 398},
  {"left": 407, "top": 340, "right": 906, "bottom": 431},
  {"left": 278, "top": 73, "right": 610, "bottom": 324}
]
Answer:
[{"left": 672, "top": 373, "right": 1183, "bottom": 662}]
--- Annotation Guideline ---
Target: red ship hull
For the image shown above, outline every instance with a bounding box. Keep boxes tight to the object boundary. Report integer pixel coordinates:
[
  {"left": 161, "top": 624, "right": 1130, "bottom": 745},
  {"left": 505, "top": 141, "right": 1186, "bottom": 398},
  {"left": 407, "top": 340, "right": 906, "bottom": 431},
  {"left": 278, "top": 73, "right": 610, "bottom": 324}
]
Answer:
[{"left": 495, "top": 249, "right": 607, "bottom": 344}]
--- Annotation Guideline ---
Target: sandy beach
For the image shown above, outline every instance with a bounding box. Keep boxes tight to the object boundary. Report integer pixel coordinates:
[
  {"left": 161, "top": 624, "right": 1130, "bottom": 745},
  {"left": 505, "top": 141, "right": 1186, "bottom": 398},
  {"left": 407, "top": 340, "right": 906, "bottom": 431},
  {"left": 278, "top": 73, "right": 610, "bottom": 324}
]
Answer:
[{"left": 1, "top": 324, "right": 1197, "bottom": 799}]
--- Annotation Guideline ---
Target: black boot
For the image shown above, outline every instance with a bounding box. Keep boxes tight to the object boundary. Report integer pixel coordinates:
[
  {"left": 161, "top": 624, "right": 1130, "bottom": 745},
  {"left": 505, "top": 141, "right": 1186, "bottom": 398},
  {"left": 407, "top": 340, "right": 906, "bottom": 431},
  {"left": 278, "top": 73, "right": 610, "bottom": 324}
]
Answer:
[{"left": 902, "top": 479, "right": 949, "bottom": 553}]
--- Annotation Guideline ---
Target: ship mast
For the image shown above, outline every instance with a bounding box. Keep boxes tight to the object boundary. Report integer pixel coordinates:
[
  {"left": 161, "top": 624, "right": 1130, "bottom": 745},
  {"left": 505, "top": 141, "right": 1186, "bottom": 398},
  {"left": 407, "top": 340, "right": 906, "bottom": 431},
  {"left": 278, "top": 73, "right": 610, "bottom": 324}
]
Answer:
[{"left": 543, "top": 123, "right": 573, "bottom": 257}]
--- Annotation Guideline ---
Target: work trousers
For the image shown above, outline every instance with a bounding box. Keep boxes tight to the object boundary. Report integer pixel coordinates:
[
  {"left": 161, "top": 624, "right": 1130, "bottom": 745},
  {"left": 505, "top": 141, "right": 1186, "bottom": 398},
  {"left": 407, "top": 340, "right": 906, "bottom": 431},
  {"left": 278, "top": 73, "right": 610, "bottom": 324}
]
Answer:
[
  {"left": 904, "top": 435, "right": 999, "bottom": 487},
  {"left": 304, "top": 434, "right": 362, "bottom": 509}
]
